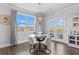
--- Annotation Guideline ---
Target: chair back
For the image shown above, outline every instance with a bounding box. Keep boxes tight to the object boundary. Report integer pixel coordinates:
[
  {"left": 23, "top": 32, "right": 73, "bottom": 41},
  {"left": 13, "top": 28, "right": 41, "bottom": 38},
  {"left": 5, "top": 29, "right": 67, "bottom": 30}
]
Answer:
[
  {"left": 46, "top": 37, "right": 51, "bottom": 49},
  {"left": 29, "top": 37, "right": 34, "bottom": 45}
]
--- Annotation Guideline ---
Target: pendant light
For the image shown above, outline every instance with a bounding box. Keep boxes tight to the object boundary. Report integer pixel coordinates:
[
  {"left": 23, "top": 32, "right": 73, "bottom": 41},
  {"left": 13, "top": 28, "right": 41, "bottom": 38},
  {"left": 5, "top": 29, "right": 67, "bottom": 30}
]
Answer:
[{"left": 36, "top": 3, "right": 42, "bottom": 24}]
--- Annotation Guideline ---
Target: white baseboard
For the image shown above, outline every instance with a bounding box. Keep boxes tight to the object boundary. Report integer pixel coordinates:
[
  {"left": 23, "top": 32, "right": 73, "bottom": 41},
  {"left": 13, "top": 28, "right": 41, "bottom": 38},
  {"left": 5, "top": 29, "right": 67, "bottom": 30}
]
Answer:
[
  {"left": 0, "top": 40, "right": 28, "bottom": 48},
  {"left": 0, "top": 42, "right": 11, "bottom": 48},
  {"left": 0, "top": 39, "right": 68, "bottom": 48},
  {"left": 52, "top": 39, "right": 67, "bottom": 44},
  {"left": 68, "top": 44, "right": 79, "bottom": 48},
  {"left": 17, "top": 40, "right": 28, "bottom": 44}
]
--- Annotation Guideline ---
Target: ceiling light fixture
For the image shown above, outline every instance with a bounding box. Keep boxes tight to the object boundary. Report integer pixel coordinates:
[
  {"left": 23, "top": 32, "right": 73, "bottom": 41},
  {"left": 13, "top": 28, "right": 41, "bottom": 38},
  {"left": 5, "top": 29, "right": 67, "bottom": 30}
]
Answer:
[{"left": 36, "top": 3, "right": 42, "bottom": 24}]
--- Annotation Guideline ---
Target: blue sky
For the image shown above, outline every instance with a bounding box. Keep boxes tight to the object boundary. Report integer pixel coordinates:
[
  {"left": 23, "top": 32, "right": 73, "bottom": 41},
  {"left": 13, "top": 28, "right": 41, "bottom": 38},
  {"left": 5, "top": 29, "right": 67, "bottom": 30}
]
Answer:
[
  {"left": 17, "top": 15, "right": 35, "bottom": 27},
  {"left": 17, "top": 15, "right": 26, "bottom": 24},
  {"left": 49, "top": 21, "right": 64, "bottom": 27},
  {"left": 57, "top": 21, "right": 63, "bottom": 26},
  {"left": 49, "top": 21, "right": 54, "bottom": 27},
  {"left": 27, "top": 16, "right": 35, "bottom": 27},
  {"left": 17, "top": 15, "right": 63, "bottom": 27}
]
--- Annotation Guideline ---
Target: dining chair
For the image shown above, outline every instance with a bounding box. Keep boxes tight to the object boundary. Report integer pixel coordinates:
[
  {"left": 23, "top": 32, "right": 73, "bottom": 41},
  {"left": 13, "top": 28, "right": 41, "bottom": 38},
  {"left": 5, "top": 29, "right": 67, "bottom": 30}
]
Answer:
[{"left": 28, "top": 37, "right": 34, "bottom": 50}]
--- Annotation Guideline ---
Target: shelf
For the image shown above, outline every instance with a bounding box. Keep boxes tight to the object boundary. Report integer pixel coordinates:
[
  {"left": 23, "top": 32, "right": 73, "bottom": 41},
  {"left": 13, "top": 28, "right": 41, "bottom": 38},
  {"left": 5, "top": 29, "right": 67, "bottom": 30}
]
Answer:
[
  {"left": 68, "top": 34, "right": 79, "bottom": 48},
  {"left": 69, "top": 40, "right": 75, "bottom": 44},
  {"left": 77, "top": 42, "right": 79, "bottom": 45},
  {"left": 68, "top": 44, "right": 79, "bottom": 48},
  {"left": 69, "top": 39, "right": 75, "bottom": 41}
]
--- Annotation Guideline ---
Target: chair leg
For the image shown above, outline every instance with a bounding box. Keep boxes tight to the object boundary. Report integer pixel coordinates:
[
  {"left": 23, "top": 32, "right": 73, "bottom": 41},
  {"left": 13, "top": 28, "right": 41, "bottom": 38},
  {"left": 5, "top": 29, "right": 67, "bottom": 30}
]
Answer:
[
  {"left": 29, "top": 43, "right": 52, "bottom": 54},
  {"left": 40, "top": 44, "right": 51, "bottom": 54}
]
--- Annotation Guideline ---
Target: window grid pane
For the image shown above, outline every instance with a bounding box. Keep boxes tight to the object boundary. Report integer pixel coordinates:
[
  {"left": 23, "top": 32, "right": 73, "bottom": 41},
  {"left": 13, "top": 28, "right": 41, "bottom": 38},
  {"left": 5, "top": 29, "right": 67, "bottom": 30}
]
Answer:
[
  {"left": 17, "top": 14, "right": 36, "bottom": 32},
  {"left": 49, "top": 21, "right": 54, "bottom": 32},
  {"left": 17, "top": 15, "right": 26, "bottom": 28},
  {"left": 27, "top": 16, "right": 35, "bottom": 32}
]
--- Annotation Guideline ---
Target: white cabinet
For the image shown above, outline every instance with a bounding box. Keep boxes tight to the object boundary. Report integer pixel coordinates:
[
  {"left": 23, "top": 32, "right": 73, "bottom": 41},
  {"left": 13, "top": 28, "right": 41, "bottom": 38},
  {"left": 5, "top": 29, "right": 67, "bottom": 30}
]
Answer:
[{"left": 68, "top": 35, "right": 79, "bottom": 48}]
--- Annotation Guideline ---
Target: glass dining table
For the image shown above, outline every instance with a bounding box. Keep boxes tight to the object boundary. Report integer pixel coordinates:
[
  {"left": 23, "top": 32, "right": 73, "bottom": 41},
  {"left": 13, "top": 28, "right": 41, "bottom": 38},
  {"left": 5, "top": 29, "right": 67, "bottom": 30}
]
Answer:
[{"left": 29, "top": 33, "right": 51, "bottom": 54}]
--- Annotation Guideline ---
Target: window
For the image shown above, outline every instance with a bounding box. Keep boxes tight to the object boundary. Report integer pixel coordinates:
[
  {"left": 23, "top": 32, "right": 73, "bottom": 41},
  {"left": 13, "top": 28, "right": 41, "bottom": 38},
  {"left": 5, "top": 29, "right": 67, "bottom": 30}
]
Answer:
[
  {"left": 17, "top": 13, "right": 36, "bottom": 32},
  {"left": 49, "top": 21, "right": 54, "bottom": 37},
  {"left": 49, "top": 21, "right": 54, "bottom": 32},
  {"left": 17, "top": 15, "right": 26, "bottom": 32},
  {"left": 57, "top": 20, "right": 64, "bottom": 33},
  {"left": 17, "top": 15, "right": 26, "bottom": 27},
  {"left": 27, "top": 16, "right": 35, "bottom": 27},
  {"left": 57, "top": 20, "right": 64, "bottom": 39},
  {"left": 27, "top": 16, "right": 36, "bottom": 32},
  {"left": 57, "top": 21, "right": 64, "bottom": 26}
]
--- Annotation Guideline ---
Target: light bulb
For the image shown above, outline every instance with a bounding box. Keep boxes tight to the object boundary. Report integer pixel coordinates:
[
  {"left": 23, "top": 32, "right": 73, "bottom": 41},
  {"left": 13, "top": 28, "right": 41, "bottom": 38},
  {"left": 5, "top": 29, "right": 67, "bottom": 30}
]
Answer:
[{"left": 36, "top": 16, "right": 42, "bottom": 21}]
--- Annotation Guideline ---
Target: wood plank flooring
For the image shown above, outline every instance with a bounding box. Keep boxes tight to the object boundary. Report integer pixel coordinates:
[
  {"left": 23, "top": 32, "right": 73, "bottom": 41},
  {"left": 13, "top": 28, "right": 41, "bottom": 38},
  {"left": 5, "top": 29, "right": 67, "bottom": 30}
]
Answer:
[{"left": 0, "top": 41, "right": 79, "bottom": 55}]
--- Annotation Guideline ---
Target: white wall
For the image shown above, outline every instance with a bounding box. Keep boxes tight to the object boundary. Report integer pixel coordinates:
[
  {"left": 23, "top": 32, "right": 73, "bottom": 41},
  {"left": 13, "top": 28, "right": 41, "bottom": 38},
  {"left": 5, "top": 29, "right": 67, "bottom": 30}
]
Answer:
[
  {"left": 44, "top": 4, "right": 79, "bottom": 44},
  {"left": 0, "top": 5, "right": 11, "bottom": 48}
]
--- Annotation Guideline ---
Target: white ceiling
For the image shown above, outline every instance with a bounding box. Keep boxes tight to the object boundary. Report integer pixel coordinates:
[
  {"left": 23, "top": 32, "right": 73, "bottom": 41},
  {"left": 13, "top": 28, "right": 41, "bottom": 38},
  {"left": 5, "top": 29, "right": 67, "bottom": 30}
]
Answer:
[{"left": 11, "top": 3, "right": 76, "bottom": 14}]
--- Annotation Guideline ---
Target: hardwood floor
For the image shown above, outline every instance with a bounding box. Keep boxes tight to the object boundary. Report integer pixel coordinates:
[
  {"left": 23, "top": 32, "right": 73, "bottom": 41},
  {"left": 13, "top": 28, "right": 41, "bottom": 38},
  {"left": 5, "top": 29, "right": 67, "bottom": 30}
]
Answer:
[{"left": 0, "top": 41, "right": 79, "bottom": 55}]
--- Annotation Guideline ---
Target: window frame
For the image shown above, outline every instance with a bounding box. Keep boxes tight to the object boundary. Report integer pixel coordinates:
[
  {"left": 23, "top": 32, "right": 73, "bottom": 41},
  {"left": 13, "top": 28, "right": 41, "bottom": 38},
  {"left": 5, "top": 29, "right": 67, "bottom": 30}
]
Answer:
[
  {"left": 49, "top": 21, "right": 55, "bottom": 32},
  {"left": 26, "top": 15, "right": 36, "bottom": 33},
  {"left": 16, "top": 12, "right": 36, "bottom": 33}
]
